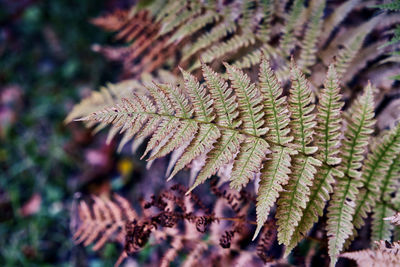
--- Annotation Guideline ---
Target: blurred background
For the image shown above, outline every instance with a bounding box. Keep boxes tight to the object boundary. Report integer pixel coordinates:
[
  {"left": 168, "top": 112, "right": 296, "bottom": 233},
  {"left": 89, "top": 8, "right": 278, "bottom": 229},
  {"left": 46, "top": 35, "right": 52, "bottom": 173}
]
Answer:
[{"left": 0, "top": 0, "right": 159, "bottom": 266}]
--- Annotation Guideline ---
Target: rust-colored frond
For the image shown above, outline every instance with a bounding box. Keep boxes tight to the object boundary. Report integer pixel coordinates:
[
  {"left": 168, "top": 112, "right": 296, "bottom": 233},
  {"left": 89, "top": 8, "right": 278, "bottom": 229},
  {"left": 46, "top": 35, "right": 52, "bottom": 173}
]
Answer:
[
  {"left": 73, "top": 183, "right": 265, "bottom": 267},
  {"left": 72, "top": 194, "right": 136, "bottom": 251}
]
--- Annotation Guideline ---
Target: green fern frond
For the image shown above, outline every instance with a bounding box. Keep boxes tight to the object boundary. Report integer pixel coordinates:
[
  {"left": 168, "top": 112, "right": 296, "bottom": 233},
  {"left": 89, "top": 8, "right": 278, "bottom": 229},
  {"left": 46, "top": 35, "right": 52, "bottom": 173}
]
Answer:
[
  {"left": 277, "top": 155, "right": 321, "bottom": 245},
  {"left": 147, "top": 85, "right": 198, "bottom": 161},
  {"left": 187, "top": 64, "right": 246, "bottom": 191},
  {"left": 334, "top": 17, "right": 379, "bottom": 78},
  {"left": 380, "top": 156, "right": 400, "bottom": 204},
  {"left": 287, "top": 60, "right": 318, "bottom": 155},
  {"left": 254, "top": 146, "right": 295, "bottom": 240},
  {"left": 167, "top": 11, "right": 220, "bottom": 45},
  {"left": 280, "top": 0, "right": 305, "bottom": 56},
  {"left": 65, "top": 80, "right": 142, "bottom": 124},
  {"left": 167, "top": 69, "right": 219, "bottom": 180},
  {"left": 256, "top": 0, "right": 273, "bottom": 41},
  {"left": 276, "top": 61, "right": 321, "bottom": 245},
  {"left": 197, "top": 33, "right": 256, "bottom": 68},
  {"left": 188, "top": 130, "right": 244, "bottom": 192},
  {"left": 231, "top": 43, "right": 278, "bottom": 70},
  {"left": 224, "top": 63, "right": 267, "bottom": 137},
  {"left": 224, "top": 63, "right": 269, "bottom": 190},
  {"left": 182, "top": 15, "right": 236, "bottom": 61},
  {"left": 374, "top": 0, "right": 400, "bottom": 11},
  {"left": 154, "top": 0, "right": 184, "bottom": 22},
  {"left": 201, "top": 64, "right": 240, "bottom": 128},
  {"left": 285, "top": 64, "right": 344, "bottom": 254},
  {"left": 351, "top": 125, "right": 400, "bottom": 238},
  {"left": 258, "top": 57, "right": 293, "bottom": 146},
  {"left": 238, "top": 0, "right": 256, "bottom": 30},
  {"left": 372, "top": 202, "right": 396, "bottom": 242},
  {"left": 253, "top": 58, "right": 295, "bottom": 239},
  {"left": 327, "top": 83, "right": 376, "bottom": 266},
  {"left": 298, "top": 0, "right": 325, "bottom": 73},
  {"left": 315, "top": 65, "right": 344, "bottom": 165},
  {"left": 158, "top": 2, "right": 201, "bottom": 35},
  {"left": 76, "top": 57, "right": 399, "bottom": 264}
]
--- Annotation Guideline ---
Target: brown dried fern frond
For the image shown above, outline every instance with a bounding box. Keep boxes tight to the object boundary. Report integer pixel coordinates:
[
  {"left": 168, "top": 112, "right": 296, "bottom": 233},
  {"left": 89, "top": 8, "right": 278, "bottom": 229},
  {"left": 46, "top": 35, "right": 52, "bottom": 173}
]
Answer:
[
  {"left": 72, "top": 183, "right": 278, "bottom": 267},
  {"left": 73, "top": 194, "right": 136, "bottom": 252}
]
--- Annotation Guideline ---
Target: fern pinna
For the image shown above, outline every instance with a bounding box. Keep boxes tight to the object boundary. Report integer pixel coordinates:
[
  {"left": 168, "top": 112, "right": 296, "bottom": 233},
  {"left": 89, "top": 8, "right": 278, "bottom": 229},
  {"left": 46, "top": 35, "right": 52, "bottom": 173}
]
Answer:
[{"left": 78, "top": 58, "right": 400, "bottom": 265}]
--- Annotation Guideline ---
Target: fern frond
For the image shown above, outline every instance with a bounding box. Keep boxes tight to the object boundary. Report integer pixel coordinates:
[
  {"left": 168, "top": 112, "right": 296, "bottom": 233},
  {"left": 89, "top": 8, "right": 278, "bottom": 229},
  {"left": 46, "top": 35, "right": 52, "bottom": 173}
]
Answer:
[
  {"left": 158, "top": 2, "right": 201, "bottom": 36},
  {"left": 167, "top": 11, "right": 220, "bottom": 45},
  {"left": 352, "top": 124, "right": 400, "bottom": 238},
  {"left": 315, "top": 65, "right": 344, "bottom": 165},
  {"left": 287, "top": 60, "right": 318, "bottom": 155},
  {"left": 224, "top": 63, "right": 267, "bottom": 137},
  {"left": 298, "top": 0, "right": 325, "bottom": 73},
  {"left": 256, "top": 0, "right": 273, "bottom": 42},
  {"left": 182, "top": 15, "right": 236, "bottom": 61},
  {"left": 187, "top": 64, "right": 246, "bottom": 192},
  {"left": 253, "top": 58, "right": 295, "bottom": 239},
  {"left": 277, "top": 155, "right": 320, "bottom": 245},
  {"left": 188, "top": 130, "right": 244, "bottom": 192},
  {"left": 320, "top": 0, "right": 360, "bottom": 44},
  {"left": 372, "top": 202, "right": 396, "bottom": 242},
  {"left": 327, "top": 83, "right": 376, "bottom": 266},
  {"left": 258, "top": 58, "right": 293, "bottom": 146},
  {"left": 141, "top": 84, "right": 183, "bottom": 159},
  {"left": 334, "top": 18, "right": 379, "bottom": 78},
  {"left": 198, "top": 33, "right": 256, "bottom": 67},
  {"left": 285, "top": 64, "right": 344, "bottom": 254},
  {"left": 73, "top": 194, "right": 135, "bottom": 251},
  {"left": 168, "top": 67, "right": 221, "bottom": 181},
  {"left": 371, "top": 155, "right": 400, "bottom": 242},
  {"left": 66, "top": 80, "right": 141, "bottom": 124},
  {"left": 238, "top": 0, "right": 257, "bottom": 30},
  {"left": 231, "top": 43, "right": 279, "bottom": 70},
  {"left": 340, "top": 240, "right": 400, "bottom": 267},
  {"left": 155, "top": 0, "right": 185, "bottom": 22},
  {"left": 202, "top": 64, "right": 240, "bottom": 128},
  {"left": 180, "top": 68, "right": 215, "bottom": 123},
  {"left": 280, "top": 0, "right": 305, "bottom": 56},
  {"left": 276, "top": 61, "right": 321, "bottom": 245},
  {"left": 254, "top": 146, "right": 294, "bottom": 240},
  {"left": 224, "top": 63, "right": 269, "bottom": 190}
]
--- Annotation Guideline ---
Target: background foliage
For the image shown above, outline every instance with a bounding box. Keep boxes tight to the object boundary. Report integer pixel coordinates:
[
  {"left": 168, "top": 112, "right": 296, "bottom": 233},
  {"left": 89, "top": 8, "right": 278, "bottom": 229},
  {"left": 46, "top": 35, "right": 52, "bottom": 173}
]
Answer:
[{"left": 0, "top": 0, "right": 125, "bottom": 265}]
